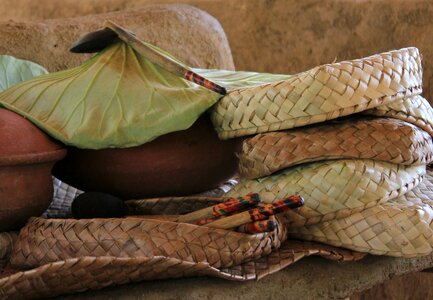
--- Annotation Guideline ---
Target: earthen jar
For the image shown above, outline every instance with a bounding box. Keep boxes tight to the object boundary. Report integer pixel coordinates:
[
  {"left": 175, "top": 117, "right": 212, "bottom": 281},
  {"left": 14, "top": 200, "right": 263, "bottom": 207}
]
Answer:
[
  {"left": 0, "top": 109, "right": 66, "bottom": 231},
  {"left": 53, "top": 115, "right": 240, "bottom": 199}
]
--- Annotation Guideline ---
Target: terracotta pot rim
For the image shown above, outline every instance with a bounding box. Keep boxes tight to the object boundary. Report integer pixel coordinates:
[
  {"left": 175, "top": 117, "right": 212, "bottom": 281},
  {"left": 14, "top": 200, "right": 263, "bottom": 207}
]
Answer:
[
  {"left": 0, "top": 148, "right": 67, "bottom": 167},
  {"left": 0, "top": 202, "right": 52, "bottom": 213}
]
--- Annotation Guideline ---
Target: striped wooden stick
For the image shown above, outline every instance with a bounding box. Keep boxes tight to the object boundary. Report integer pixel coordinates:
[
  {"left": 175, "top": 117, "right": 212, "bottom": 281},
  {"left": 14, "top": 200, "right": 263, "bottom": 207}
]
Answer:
[
  {"left": 178, "top": 193, "right": 260, "bottom": 223},
  {"left": 206, "top": 195, "right": 304, "bottom": 229},
  {"left": 235, "top": 219, "right": 277, "bottom": 234}
]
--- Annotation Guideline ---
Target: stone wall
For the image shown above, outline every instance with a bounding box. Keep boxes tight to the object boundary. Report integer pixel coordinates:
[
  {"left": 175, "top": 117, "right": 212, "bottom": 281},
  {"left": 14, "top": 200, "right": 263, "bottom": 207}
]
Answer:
[{"left": 0, "top": 4, "right": 234, "bottom": 72}]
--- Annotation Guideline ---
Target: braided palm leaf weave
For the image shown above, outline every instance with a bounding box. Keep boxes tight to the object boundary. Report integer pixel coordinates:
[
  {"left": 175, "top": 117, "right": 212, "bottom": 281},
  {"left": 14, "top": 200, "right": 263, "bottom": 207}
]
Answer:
[
  {"left": 0, "top": 233, "right": 16, "bottom": 263},
  {"left": 0, "top": 240, "right": 364, "bottom": 300},
  {"left": 10, "top": 215, "right": 288, "bottom": 269},
  {"left": 239, "top": 118, "right": 433, "bottom": 179},
  {"left": 287, "top": 172, "right": 433, "bottom": 257},
  {"left": 211, "top": 47, "right": 422, "bottom": 139},
  {"left": 0, "top": 194, "right": 365, "bottom": 299},
  {"left": 126, "top": 196, "right": 222, "bottom": 215},
  {"left": 363, "top": 95, "right": 433, "bottom": 137},
  {"left": 226, "top": 160, "right": 425, "bottom": 227}
]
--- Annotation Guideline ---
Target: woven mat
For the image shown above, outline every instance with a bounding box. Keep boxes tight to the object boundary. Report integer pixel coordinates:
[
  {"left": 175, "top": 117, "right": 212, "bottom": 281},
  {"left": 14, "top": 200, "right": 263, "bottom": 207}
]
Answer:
[
  {"left": 239, "top": 117, "right": 433, "bottom": 179},
  {"left": 0, "top": 179, "right": 366, "bottom": 299},
  {"left": 9, "top": 215, "right": 287, "bottom": 269},
  {"left": 0, "top": 238, "right": 364, "bottom": 299},
  {"left": 288, "top": 170, "right": 433, "bottom": 257},
  {"left": 43, "top": 178, "right": 82, "bottom": 218}
]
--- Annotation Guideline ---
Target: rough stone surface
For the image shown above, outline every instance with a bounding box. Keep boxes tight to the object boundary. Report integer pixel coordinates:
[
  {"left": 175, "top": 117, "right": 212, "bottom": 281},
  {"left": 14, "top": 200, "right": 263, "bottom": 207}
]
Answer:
[
  {"left": 351, "top": 271, "right": 433, "bottom": 300},
  {"left": 52, "top": 253, "right": 433, "bottom": 300},
  {"left": 0, "top": 4, "right": 234, "bottom": 72},
  {"left": 2, "top": 0, "right": 433, "bottom": 103}
]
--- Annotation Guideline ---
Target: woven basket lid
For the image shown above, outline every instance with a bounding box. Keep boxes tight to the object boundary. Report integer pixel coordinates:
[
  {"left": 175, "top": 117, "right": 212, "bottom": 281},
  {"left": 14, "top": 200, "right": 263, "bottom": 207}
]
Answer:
[{"left": 210, "top": 47, "right": 422, "bottom": 139}]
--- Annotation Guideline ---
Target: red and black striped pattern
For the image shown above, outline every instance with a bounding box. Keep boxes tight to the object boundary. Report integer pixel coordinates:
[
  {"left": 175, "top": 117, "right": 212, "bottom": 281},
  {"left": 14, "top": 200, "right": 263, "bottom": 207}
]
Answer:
[
  {"left": 248, "top": 195, "right": 304, "bottom": 222},
  {"left": 184, "top": 70, "right": 227, "bottom": 95},
  {"left": 213, "top": 193, "right": 260, "bottom": 217},
  {"left": 195, "top": 193, "right": 260, "bottom": 225},
  {"left": 236, "top": 219, "right": 277, "bottom": 234}
]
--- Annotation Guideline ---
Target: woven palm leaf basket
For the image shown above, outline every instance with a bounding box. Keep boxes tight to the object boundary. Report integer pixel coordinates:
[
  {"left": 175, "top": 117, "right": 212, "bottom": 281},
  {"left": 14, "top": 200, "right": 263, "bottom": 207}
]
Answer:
[
  {"left": 1, "top": 46, "right": 433, "bottom": 299},
  {"left": 210, "top": 47, "right": 425, "bottom": 138},
  {"left": 0, "top": 183, "right": 365, "bottom": 299},
  {"left": 215, "top": 46, "right": 433, "bottom": 258}
]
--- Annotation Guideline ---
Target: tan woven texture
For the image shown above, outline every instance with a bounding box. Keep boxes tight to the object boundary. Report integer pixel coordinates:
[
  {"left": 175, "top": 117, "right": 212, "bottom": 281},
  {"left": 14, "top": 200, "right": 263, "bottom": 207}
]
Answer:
[
  {"left": 363, "top": 95, "right": 433, "bottom": 137},
  {"left": 239, "top": 118, "right": 433, "bottom": 179},
  {"left": 226, "top": 160, "right": 425, "bottom": 227},
  {"left": 0, "top": 240, "right": 364, "bottom": 300},
  {"left": 0, "top": 233, "right": 17, "bottom": 267},
  {"left": 126, "top": 196, "right": 224, "bottom": 215},
  {"left": 0, "top": 197, "right": 366, "bottom": 299},
  {"left": 10, "top": 215, "right": 289, "bottom": 269},
  {"left": 288, "top": 171, "right": 433, "bottom": 257},
  {"left": 211, "top": 47, "right": 422, "bottom": 139}
]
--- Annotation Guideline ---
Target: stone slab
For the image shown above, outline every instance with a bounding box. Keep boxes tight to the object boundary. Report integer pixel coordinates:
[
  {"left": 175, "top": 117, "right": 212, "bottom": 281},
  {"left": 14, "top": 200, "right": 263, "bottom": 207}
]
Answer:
[
  {"left": 55, "top": 252, "right": 433, "bottom": 300},
  {"left": 351, "top": 271, "right": 433, "bottom": 300}
]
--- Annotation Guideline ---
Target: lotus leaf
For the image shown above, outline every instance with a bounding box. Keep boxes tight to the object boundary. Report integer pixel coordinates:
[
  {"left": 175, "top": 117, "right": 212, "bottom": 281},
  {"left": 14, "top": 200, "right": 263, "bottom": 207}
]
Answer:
[
  {"left": 0, "top": 55, "right": 47, "bottom": 91},
  {"left": 0, "top": 41, "right": 291, "bottom": 149},
  {"left": 0, "top": 42, "right": 221, "bottom": 149}
]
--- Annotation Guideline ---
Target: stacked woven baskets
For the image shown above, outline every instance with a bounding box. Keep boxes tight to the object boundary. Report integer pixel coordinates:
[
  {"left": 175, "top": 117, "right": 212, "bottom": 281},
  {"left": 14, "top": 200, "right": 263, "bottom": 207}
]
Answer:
[
  {"left": 213, "top": 47, "right": 433, "bottom": 257},
  {"left": 1, "top": 47, "right": 433, "bottom": 299}
]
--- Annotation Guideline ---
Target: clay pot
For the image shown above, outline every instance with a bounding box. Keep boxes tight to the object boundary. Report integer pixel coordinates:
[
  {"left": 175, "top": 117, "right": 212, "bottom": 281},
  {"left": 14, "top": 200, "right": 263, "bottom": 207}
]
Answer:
[
  {"left": 53, "top": 115, "right": 240, "bottom": 199},
  {"left": 0, "top": 109, "right": 66, "bottom": 231}
]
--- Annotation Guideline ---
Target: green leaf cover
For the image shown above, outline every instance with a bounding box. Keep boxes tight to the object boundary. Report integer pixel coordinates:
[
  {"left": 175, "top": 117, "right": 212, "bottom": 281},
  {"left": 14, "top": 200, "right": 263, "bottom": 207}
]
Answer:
[
  {"left": 0, "top": 55, "right": 48, "bottom": 91},
  {"left": 0, "top": 42, "right": 221, "bottom": 149}
]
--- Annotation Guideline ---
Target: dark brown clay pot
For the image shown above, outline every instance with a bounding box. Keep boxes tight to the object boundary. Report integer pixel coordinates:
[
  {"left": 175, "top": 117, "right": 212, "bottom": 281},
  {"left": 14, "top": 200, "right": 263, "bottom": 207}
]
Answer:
[
  {"left": 53, "top": 115, "right": 240, "bottom": 199},
  {"left": 0, "top": 109, "right": 66, "bottom": 231}
]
